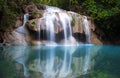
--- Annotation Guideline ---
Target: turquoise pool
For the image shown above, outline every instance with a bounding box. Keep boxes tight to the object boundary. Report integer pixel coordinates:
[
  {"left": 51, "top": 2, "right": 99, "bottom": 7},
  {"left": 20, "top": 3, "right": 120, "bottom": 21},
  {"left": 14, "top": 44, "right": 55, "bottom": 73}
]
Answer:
[{"left": 0, "top": 44, "right": 120, "bottom": 78}]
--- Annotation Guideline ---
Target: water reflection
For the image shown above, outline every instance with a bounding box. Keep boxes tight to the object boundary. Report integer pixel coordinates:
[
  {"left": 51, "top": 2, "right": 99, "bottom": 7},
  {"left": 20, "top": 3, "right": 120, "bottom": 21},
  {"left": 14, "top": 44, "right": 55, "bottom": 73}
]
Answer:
[{"left": 1, "top": 44, "right": 120, "bottom": 78}]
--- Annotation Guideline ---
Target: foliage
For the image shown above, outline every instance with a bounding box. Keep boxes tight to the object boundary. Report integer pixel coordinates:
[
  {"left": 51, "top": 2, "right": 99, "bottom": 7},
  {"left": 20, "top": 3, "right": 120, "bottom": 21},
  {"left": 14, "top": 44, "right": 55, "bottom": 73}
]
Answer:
[
  {"left": 80, "top": 0, "right": 120, "bottom": 40},
  {"left": 31, "top": 21, "right": 36, "bottom": 28},
  {"left": 70, "top": 0, "right": 78, "bottom": 5},
  {"left": 0, "top": 0, "right": 23, "bottom": 31},
  {"left": 32, "top": 0, "right": 58, "bottom": 6},
  {"left": 81, "top": 0, "right": 120, "bottom": 20}
]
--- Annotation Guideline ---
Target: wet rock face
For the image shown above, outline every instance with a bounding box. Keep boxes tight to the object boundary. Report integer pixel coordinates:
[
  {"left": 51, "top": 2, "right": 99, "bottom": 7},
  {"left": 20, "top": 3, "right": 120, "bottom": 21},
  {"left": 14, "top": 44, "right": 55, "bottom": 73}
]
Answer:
[{"left": 1, "top": 4, "right": 102, "bottom": 45}]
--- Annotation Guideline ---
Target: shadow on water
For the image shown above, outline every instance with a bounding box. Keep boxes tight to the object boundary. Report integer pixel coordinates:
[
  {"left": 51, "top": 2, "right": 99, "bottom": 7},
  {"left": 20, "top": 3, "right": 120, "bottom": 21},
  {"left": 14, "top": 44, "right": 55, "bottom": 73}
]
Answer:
[{"left": 0, "top": 44, "right": 120, "bottom": 78}]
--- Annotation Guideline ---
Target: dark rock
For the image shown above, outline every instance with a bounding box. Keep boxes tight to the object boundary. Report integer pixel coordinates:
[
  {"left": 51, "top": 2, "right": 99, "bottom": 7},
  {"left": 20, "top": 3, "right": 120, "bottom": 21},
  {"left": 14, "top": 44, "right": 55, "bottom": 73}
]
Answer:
[{"left": 0, "top": 37, "right": 3, "bottom": 43}]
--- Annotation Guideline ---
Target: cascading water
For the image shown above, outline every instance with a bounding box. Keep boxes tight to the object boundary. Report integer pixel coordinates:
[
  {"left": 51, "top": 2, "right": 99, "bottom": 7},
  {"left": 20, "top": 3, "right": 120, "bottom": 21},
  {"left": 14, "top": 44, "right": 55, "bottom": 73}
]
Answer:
[
  {"left": 58, "top": 12, "right": 73, "bottom": 75},
  {"left": 23, "top": 14, "right": 29, "bottom": 27},
  {"left": 59, "top": 13, "right": 68, "bottom": 44},
  {"left": 37, "top": 18, "right": 41, "bottom": 43},
  {"left": 44, "top": 7, "right": 58, "bottom": 78},
  {"left": 12, "top": 14, "right": 29, "bottom": 77},
  {"left": 15, "top": 13, "right": 29, "bottom": 33},
  {"left": 11, "top": 5, "right": 93, "bottom": 78},
  {"left": 83, "top": 16, "right": 91, "bottom": 74},
  {"left": 83, "top": 16, "right": 91, "bottom": 43},
  {"left": 37, "top": 18, "right": 41, "bottom": 72},
  {"left": 36, "top": 7, "right": 61, "bottom": 78},
  {"left": 14, "top": 13, "right": 29, "bottom": 45},
  {"left": 58, "top": 13, "right": 73, "bottom": 44},
  {"left": 35, "top": 6, "right": 74, "bottom": 78},
  {"left": 47, "top": 7, "right": 73, "bottom": 77},
  {"left": 43, "top": 12, "right": 56, "bottom": 42},
  {"left": 28, "top": 6, "right": 91, "bottom": 78},
  {"left": 46, "top": 6, "right": 73, "bottom": 44}
]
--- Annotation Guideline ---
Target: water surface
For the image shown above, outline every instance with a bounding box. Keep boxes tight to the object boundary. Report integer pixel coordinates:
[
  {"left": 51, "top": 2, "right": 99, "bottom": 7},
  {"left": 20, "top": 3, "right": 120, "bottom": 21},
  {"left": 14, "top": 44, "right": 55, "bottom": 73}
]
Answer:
[{"left": 0, "top": 44, "right": 120, "bottom": 78}]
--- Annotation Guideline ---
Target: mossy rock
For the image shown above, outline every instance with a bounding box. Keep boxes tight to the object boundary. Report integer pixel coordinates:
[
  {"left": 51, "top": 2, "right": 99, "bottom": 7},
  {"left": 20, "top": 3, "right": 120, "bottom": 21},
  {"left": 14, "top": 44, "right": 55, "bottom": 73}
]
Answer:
[{"left": 26, "top": 19, "right": 39, "bottom": 31}]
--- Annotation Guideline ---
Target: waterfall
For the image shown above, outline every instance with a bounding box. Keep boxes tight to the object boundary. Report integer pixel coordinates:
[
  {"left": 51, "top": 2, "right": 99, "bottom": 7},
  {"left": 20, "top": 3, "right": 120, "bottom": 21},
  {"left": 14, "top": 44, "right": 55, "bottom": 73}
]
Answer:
[
  {"left": 37, "top": 7, "right": 74, "bottom": 78},
  {"left": 46, "top": 6, "right": 62, "bottom": 12},
  {"left": 15, "top": 13, "right": 29, "bottom": 33},
  {"left": 34, "top": 12, "right": 92, "bottom": 77},
  {"left": 37, "top": 18, "right": 41, "bottom": 43},
  {"left": 45, "top": 6, "right": 73, "bottom": 45},
  {"left": 22, "top": 14, "right": 29, "bottom": 76},
  {"left": 45, "top": 6, "right": 62, "bottom": 43},
  {"left": 36, "top": 17, "right": 42, "bottom": 73},
  {"left": 14, "top": 6, "right": 93, "bottom": 78},
  {"left": 83, "top": 16, "right": 91, "bottom": 74},
  {"left": 23, "top": 14, "right": 29, "bottom": 27},
  {"left": 42, "top": 7, "right": 59, "bottom": 77},
  {"left": 43, "top": 12, "right": 56, "bottom": 42},
  {"left": 58, "top": 13, "right": 72, "bottom": 44},
  {"left": 13, "top": 14, "right": 29, "bottom": 76},
  {"left": 83, "top": 16, "right": 91, "bottom": 43},
  {"left": 14, "top": 13, "right": 29, "bottom": 45},
  {"left": 59, "top": 13, "right": 68, "bottom": 44}
]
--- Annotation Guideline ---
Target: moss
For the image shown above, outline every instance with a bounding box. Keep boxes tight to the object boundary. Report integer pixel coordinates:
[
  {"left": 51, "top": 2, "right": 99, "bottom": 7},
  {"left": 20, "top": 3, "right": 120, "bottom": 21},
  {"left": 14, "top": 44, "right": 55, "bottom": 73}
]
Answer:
[
  {"left": 72, "top": 15, "right": 76, "bottom": 27},
  {"left": 31, "top": 21, "right": 36, "bottom": 28}
]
